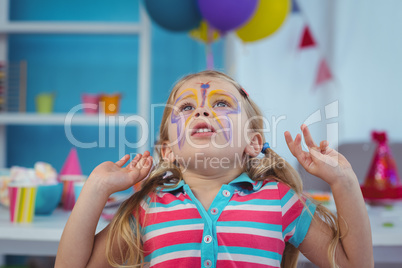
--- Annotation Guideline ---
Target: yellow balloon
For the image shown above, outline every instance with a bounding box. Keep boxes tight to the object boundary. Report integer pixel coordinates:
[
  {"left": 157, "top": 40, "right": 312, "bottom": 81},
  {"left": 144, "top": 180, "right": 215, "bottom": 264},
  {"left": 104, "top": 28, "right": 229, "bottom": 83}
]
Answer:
[
  {"left": 236, "top": 0, "right": 291, "bottom": 42},
  {"left": 189, "top": 20, "right": 220, "bottom": 43}
]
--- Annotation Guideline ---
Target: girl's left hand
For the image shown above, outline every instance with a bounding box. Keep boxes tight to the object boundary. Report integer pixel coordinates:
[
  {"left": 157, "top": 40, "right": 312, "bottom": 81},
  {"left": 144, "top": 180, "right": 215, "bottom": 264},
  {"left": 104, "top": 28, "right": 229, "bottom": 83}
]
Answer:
[{"left": 284, "top": 124, "right": 355, "bottom": 186}]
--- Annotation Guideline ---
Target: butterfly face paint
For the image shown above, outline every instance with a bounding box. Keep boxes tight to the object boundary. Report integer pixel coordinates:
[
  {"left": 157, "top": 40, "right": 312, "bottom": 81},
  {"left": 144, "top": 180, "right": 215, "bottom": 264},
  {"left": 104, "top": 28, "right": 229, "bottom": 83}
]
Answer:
[
  {"left": 171, "top": 88, "right": 198, "bottom": 149},
  {"left": 170, "top": 84, "right": 241, "bottom": 149},
  {"left": 206, "top": 89, "right": 241, "bottom": 142}
]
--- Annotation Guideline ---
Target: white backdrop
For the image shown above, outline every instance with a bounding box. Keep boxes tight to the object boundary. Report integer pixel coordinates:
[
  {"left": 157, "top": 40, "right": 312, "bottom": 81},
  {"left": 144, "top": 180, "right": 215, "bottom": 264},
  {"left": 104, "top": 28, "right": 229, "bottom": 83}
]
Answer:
[{"left": 228, "top": 0, "right": 402, "bottom": 166}]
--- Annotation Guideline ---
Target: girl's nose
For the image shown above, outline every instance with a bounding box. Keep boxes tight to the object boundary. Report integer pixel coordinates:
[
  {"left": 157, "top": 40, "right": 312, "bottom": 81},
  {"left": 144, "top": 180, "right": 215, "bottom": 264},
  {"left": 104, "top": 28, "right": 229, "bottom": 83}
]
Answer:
[{"left": 194, "top": 107, "right": 210, "bottom": 117}]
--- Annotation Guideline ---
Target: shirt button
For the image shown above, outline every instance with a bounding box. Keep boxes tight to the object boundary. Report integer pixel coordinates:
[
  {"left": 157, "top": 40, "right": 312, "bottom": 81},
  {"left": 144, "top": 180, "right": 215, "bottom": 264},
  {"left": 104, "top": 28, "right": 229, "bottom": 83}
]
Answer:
[
  {"left": 204, "top": 259, "right": 212, "bottom": 268},
  {"left": 210, "top": 207, "right": 218, "bottom": 215},
  {"left": 222, "top": 190, "right": 230, "bottom": 197},
  {"left": 204, "top": 235, "right": 212, "bottom": 244}
]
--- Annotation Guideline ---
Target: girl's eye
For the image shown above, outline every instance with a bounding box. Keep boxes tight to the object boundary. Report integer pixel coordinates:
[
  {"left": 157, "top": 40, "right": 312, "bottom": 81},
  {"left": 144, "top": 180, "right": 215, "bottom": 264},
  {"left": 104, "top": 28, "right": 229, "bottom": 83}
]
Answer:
[
  {"left": 213, "top": 100, "right": 230, "bottom": 108},
  {"left": 178, "top": 102, "right": 194, "bottom": 112}
]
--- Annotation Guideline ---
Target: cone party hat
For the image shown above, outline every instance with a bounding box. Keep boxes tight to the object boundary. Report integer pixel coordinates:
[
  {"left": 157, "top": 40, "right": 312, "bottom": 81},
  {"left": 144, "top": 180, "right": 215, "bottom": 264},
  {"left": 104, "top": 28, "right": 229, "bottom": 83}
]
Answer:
[
  {"left": 361, "top": 131, "right": 402, "bottom": 200},
  {"left": 60, "top": 148, "right": 82, "bottom": 175},
  {"left": 60, "top": 148, "right": 83, "bottom": 210}
]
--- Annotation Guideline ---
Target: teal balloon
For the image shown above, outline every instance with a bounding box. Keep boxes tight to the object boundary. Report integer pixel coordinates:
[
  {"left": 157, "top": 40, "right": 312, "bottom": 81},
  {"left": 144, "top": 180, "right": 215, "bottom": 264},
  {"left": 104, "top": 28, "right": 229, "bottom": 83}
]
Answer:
[{"left": 143, "top": 0, "right": 202, "bottom": 32}]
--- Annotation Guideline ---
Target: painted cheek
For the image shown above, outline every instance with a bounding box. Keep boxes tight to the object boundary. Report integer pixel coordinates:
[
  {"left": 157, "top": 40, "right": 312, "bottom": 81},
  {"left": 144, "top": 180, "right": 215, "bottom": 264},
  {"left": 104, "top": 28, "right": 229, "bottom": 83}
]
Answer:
[
  {"left": 211, "top": 101, "right": 241, "bottom": 143},
  {"left": 171, "top": 111, "right": 193, "bottom": 149},
  {"left": 170, "top": 89, "right": 199, "bottom": 149}
]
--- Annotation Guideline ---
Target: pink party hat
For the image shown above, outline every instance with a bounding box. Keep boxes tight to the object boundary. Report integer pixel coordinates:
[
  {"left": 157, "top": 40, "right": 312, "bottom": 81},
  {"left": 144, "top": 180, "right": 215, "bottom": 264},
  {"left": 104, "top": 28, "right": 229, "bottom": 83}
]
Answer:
[
  {"left": 60, "top": 148, "right": 82, "bottom": 175},
  {"left": 361, "top": 131, "right": 402, "bottom": 201}
]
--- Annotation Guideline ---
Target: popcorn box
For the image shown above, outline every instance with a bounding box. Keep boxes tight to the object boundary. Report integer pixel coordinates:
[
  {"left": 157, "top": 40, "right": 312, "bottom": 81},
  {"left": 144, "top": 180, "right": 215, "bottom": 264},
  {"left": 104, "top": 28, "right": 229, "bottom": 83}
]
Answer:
[
  {"left": 60, "top": 175, "right": 86, "bottom": 210},
  {"left": 8, "top": 183, "right": 37, "bottom": 223}
]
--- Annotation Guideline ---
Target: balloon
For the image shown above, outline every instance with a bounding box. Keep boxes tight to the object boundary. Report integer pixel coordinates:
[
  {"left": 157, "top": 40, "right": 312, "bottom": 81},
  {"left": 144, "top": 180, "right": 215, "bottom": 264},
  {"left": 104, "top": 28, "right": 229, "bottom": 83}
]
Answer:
[
  {"left": 189, "top": 21, "right": 220, "bottom": 43},
  {"left": 143, "top": 0, "right": 202, "bottom": 32},
  {"left": 236, "top": 0, "right": 291, "bottom": 42},
  {"left": 197, "top": 0, "right": 258, "bottom": 32}
]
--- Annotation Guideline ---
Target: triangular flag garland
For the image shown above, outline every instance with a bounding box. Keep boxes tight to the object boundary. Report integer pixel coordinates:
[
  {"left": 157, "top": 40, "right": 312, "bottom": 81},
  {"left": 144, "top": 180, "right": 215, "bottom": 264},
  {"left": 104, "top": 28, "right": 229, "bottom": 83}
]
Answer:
[
  {"left": 296, "top": 3, "right": 335, "bottom": 89},
  {"left": 315, "top": 58, "right": 332, "bottom": 86},
  {"left": 292, "top": 0, "right": 300, "bottom": 13},
  {"left": 299, "top": 25, "right": 316, "bottom": 49}
]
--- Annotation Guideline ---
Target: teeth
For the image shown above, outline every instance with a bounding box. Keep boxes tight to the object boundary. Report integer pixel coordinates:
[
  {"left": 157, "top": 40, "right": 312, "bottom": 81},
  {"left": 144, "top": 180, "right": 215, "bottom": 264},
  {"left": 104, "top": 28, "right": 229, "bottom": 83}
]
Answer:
[{"left": 196, "top": 128, "right": 212, "bottom": 133}]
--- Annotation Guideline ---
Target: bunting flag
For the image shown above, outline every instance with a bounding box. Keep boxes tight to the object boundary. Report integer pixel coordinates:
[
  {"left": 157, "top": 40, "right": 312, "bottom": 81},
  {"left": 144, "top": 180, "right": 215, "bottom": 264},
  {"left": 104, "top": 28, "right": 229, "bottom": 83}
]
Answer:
[
  {"left": 295, "top": 3, "right": 334, "bottom": 89},
  {"left": 315, "top": 58, "right": 332, "bottom": 86},
  {"left": 299, "top": 25, "right": 316, "bottom": 49},
  {"left": 291, "top": 0, "right": 300, "bottom": 13}
]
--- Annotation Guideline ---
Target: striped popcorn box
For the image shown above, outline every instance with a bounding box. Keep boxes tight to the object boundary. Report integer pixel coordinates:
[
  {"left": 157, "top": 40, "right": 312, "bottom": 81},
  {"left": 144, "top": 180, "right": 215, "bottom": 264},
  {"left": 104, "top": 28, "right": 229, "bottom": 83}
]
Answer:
[
  {"left": 60, "top": 175, "right": 86, "bottom": 210},
  {"left": 8, "top": 183, "right": 37, "bottom": 223}
]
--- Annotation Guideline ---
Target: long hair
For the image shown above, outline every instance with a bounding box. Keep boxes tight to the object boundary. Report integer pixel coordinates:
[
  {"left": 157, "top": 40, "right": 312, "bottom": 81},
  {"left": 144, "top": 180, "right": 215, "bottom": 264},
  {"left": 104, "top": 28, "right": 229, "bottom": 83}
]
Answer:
[{"left": 106, "top": 70, "right": 340, "bottom": 267}]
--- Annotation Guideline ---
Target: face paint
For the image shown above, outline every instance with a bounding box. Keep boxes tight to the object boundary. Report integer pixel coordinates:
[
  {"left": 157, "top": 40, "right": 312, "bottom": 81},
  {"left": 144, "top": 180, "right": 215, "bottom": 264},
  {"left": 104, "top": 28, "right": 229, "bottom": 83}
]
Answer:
[
  {"left": 171, "top": 88, "right": 198, "bottom": 149},
  {"left": 206, "top": 89, "right": 241, "bottom": 143},
  {"left": 170, "top": 84, "right": 241, "bottom": 149},
  {"left": 199, "top": 82, "right": 209, "bottom": 108}
]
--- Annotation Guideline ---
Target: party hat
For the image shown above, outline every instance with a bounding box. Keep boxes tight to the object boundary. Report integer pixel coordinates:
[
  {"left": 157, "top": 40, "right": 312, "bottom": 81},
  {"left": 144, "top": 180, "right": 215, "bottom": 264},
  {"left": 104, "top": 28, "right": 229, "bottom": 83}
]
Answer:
[
  {"left": 361, "top": 131, "right": 402, "bottom": 200},
  {"left": 60, "top": 148, "right": 82, "bottom": 175}
]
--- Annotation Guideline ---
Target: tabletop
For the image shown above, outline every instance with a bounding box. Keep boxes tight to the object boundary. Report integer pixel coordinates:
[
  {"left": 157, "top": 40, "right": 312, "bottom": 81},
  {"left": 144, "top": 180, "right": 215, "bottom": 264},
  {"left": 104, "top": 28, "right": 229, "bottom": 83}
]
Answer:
[{"left": 0, "top": 201, "right": 402, "bottom": 263}]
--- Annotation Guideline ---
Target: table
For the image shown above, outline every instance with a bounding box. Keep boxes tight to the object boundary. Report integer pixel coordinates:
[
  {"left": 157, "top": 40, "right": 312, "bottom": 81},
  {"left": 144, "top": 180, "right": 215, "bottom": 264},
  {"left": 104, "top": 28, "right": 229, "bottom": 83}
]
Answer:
[
  {"left": 0, "top": 202, "right": 402, "bottom": 265},
  {"left": 0, "top": 206, "right": 108, "bottom": 266}
]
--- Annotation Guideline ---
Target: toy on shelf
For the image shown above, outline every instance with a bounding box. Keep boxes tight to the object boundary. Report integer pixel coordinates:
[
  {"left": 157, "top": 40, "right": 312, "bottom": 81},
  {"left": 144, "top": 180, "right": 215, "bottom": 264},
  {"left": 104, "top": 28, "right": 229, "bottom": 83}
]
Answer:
[
  {"left": 81, "top": 93, "right": 100, "bottom": 114},
  {"left": 60, "top": 148, "right": 86, "bottom": 210},
  {"left": 361, "top": 131, "right": 402, "bottom": 202},
  {"left": 35, "top": 92, "right": 56, "bottom": 114},
  {"left": 0, "top": 61, "right": 27, "bottom": 113},
  {"left": 100, "top": 93, "right": 122, "bottom": 115}
]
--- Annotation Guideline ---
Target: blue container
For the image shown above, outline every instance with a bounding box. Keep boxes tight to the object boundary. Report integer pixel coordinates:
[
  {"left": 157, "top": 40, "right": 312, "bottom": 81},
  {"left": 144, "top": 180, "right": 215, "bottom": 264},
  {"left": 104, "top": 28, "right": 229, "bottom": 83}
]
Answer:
[
  {"left": 35, "top": 183, "right": 63, "bottom": 215},
  {"left": 73, "top": 181, "right": 85, "bottom": 202}
]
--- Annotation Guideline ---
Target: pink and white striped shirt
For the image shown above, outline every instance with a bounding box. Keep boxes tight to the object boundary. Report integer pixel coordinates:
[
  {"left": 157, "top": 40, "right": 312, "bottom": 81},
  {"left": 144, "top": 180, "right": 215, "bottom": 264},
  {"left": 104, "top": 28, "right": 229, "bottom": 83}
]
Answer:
[{"left": 136, "top": 173, "right": 316, "bottom": 268}]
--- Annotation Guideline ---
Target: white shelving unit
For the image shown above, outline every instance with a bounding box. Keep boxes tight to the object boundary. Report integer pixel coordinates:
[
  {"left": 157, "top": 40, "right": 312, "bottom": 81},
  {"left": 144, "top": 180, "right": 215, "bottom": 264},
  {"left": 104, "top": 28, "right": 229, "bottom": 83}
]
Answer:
[{"left": 0, "top": 0, "right": 151, "bottom": 167}]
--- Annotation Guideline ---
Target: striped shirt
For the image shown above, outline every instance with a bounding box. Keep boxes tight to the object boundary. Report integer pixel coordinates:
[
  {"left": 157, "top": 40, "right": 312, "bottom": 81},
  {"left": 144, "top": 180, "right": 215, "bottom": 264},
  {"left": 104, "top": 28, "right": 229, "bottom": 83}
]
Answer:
[{"left": 137, "top": 173, "right": 316, "bottom": 268}]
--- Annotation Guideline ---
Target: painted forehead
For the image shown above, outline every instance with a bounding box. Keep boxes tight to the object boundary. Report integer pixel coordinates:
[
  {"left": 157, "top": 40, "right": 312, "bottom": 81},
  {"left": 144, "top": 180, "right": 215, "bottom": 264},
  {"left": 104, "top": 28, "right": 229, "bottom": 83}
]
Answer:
[{"left": 174, "top": 78, "right": 241, "bottom": 102}]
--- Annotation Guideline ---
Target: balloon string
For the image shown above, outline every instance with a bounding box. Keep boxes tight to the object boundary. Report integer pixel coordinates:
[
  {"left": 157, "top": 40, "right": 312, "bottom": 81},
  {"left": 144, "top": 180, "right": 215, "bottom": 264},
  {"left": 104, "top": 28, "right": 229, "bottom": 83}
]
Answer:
[{"left": 206, "top": 24, "right": 214, "bottom": 70}]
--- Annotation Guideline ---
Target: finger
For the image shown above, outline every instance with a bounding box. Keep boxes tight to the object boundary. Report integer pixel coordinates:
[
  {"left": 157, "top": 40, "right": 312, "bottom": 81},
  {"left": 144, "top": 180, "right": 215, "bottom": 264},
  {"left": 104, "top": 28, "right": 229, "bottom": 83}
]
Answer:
[
  {"left": 142, "top": 151, "right": 150, "bottom": 158},
  {"left": 284, "top": 131, "right": 296, "bottom": 156},
  {"left": 130, "top": 156, "right": 154, "bottom": 182},
  {"left": 129, "top": 154, "right": 141, "bottom": 168},
  {"left": 309, "top": 147, "right": 338, "bottom": 167},
  {"left": 301, "top": 124, "right": 318, "bottom": 148},
  {"left": 130, "top": 151, "right": 150, "bottom": 168},
  {"left": 140, "top": 156, "right": 154, "bottom": 177},
  {"left": 136, "top": 154, "right": 148, "bottom": 170},
  {"left": 115, "top": 154, "right": 130, "bottom": 167},
  {"left": 320, "top": 140, "right": 329, "bottom": 152},
  {"left": 293, "top": 133, "right": 305, "bottom": 159}
]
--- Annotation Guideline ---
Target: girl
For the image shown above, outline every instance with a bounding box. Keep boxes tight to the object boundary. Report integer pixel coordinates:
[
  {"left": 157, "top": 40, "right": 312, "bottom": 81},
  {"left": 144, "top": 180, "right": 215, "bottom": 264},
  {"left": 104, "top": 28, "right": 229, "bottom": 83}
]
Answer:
[{"left": 56, "top": 70, "right": 373, "bottom": 268}]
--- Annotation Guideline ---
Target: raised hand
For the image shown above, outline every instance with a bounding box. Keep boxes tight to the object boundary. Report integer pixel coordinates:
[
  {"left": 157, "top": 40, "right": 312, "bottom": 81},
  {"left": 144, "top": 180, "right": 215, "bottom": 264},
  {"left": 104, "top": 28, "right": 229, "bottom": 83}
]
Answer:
[
  {"left": 284, "top": 124, "right": 355, "bottom": 187},
  {"left": 88, "top": 151, "right": 153, "bottom": 197}
]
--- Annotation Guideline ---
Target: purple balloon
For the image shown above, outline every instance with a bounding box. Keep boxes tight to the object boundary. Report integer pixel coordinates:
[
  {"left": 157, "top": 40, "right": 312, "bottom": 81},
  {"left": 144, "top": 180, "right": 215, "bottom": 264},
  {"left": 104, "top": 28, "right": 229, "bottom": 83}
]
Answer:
[{"left": 197, "top": 0, "right": 258, "bottom": 32}]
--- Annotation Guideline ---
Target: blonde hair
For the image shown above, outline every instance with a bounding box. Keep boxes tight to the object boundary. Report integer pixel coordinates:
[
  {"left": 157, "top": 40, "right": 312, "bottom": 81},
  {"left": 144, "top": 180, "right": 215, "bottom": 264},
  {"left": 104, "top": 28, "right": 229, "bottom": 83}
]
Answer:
[{"left": 106, "top": 70, "right": 340, "bottom": 268}]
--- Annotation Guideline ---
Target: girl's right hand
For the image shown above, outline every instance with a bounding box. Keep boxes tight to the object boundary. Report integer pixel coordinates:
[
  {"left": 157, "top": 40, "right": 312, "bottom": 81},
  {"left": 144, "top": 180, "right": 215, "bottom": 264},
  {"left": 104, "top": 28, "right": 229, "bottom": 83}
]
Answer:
[{"left": 87, "top": 151, "right": 153, "bottom": 197}]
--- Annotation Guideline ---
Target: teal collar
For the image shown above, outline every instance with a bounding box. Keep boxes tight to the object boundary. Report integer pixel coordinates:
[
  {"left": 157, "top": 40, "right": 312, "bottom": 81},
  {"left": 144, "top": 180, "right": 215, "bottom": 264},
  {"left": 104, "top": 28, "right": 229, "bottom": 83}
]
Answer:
[{"left": 160, "top": 172, "right": 263, "bottom": 192}]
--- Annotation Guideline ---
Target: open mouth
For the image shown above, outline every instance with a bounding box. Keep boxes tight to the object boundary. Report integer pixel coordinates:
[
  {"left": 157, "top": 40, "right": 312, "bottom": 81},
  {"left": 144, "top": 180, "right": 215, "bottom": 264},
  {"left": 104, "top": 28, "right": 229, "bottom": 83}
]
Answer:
[{"left": 191, "top": 122, "right": 216, "bottom": 136}]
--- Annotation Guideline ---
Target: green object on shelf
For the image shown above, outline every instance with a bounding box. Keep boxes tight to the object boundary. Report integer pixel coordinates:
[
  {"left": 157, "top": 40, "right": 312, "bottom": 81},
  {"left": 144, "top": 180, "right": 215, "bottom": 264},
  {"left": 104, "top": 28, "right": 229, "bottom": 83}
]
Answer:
[
  {"left": 35, "top": 92, "right": 55, "bottom": 114},
  {"left": 383, "top": 222, "right": 394, "bottom": 228},
  {"left": 384, "top": 204, "right": 393, "bottom": 210}
]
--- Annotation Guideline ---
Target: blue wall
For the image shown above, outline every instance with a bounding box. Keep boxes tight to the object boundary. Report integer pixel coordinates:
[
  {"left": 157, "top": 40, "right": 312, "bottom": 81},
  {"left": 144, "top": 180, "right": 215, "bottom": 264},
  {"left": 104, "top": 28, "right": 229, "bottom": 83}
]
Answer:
[{"left": 7, "top": 0, "right": 224, "bottom": 175}]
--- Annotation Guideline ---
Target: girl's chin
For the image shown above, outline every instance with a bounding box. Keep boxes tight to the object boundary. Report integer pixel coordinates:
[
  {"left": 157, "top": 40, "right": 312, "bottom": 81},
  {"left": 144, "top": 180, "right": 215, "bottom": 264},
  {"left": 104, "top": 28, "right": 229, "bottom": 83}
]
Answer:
[{"left": 183, "top": 142, "right": 232, "bottom": 150}]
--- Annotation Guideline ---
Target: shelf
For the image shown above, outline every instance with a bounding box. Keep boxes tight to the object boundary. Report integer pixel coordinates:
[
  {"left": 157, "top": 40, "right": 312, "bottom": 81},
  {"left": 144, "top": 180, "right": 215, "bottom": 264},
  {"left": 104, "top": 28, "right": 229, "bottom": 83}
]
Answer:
[
  {"left": 0, "top": 3, "right": 152, "bottom": 168},
  {"left": 0, "top": 112, "right": 144, "bottom": 126},
  {"left": 0, "top": 22, "right": 142, "bottom": 34}
]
